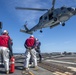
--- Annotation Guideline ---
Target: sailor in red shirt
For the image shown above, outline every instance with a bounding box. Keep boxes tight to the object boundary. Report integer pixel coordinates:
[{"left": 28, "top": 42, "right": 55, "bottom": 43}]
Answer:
[
  {"left": 0, "top": 30, "right": 12, "bottom": 74},
  {"left": 23, "top": 35, "right": 38, "bottom": 72},
  {"left": 0, "top": 30, "right": 13, "bottom": 64}
]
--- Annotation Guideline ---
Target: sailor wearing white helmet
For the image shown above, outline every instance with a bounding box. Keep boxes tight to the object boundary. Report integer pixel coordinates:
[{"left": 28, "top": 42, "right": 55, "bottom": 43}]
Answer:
[{"left": 23, "top": 35, "right": 38, "bottom": 73}]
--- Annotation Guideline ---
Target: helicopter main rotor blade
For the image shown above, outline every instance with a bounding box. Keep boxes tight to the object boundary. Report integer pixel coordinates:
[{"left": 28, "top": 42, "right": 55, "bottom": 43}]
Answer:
[
  {"left": 51, "top": 0, "right": 56, "bottom": 10},
  {"left": 16, "top": 7, "right": 49, "bottom": 11}
]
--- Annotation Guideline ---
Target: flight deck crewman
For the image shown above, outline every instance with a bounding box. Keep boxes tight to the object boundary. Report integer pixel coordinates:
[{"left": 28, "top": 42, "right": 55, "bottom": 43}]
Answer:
[
  {"left": 30, "top": 38, "right": 42, "bottom": 64},
  {"left": 22, "top": 35, "right": 38, "bottom": 73},
  {"left": 35, "top": 38, "right": 42, "bottom": 63},
  {"left": 0, "top": 30, "right": 12, "bottom": 74},
  {"left": 0, "top": 30, "right": 13, "bottom": 66}
]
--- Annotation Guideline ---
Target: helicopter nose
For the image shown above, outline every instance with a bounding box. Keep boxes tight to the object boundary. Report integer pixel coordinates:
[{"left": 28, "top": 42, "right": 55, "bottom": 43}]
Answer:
[
  {"left": 67, "top": 7, "right": 75, "bottom": 11},
  {"left": 72, "top": 7, "right": 75, "bottom": 10},
  {"left": 72, "top": 7, "right": 76, "bottom": 15},
  {"left": 75, "top": 8, "right": 76, "bottom": 14}
]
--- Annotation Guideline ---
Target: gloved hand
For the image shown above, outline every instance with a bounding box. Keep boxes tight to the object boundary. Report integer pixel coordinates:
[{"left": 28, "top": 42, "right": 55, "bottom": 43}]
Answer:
[{"left": 28, "top": 47, "right": 32, "bottom": 50}]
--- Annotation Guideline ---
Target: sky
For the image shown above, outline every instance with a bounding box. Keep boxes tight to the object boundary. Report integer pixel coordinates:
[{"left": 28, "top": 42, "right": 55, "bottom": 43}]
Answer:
[{"left": 0, "top": 0, "right": 76, "bottom": 53}]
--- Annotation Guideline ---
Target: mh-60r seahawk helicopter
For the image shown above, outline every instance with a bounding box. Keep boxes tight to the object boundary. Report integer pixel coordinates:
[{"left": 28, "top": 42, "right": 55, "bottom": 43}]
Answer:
[{"left": 16, "top": 0, "right": 76, "bottom": 34}]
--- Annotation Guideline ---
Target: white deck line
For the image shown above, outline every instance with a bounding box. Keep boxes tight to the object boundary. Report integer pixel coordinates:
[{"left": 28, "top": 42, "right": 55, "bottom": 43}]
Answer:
[{"left": 46, "top": 59, "right": 76, "bottom": 65}]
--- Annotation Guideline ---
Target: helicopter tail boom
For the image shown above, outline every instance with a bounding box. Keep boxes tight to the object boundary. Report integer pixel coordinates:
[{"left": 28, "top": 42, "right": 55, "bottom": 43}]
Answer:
[
  {"left": 20, "top": 29, "right": 33, "bottom": 34},
  {"left": 20, "top": 24, "right": 33, "bottom": 34}
]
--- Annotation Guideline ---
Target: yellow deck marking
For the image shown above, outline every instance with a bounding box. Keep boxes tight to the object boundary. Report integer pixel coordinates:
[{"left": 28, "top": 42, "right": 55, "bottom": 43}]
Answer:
[
  {"left": 29, "top": 71, "right": 34, "bottom": 75},
  {"left": 67, "top": 67, "right": 76, "bottom": 71}
]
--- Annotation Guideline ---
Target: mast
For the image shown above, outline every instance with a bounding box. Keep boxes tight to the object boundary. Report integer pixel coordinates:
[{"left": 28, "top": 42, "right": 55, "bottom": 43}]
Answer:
[{"left": 0, "top": 22, "right": 2, "bottom": 35}]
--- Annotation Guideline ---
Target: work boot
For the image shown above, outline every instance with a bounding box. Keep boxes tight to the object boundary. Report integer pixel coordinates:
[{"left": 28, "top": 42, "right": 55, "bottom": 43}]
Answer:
[
  {"left": 34, "top": 66, "right": 38, "bottom": 70},
  {"left": 22, "top": 68, "right": 29, "bottom": 74},
  {"left": 6, "top": 70, "right": 9, "bottom": 74}
]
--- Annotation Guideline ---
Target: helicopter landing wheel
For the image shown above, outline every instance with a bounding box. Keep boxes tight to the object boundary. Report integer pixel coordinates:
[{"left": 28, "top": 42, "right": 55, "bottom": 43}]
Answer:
[
  {"left": 40, "top": 30, "right": 43, "bottom": 33},
  {"left": 54, "top": 17, "right": 57, "bottom": 21},
  {"left": 62, "top": 23, "right": 65, "bottom": 26}
]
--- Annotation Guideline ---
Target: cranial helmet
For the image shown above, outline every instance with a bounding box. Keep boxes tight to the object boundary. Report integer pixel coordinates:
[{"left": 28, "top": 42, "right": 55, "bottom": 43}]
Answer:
[
  {"left": 30, "top": 35, "right": 34, "bottom": 38},
  {"left": 36, "top": 38, "right": 38, "bottom": 41},
  {"left": 3, "top": 30, "right": 9, "bottom": 34}
]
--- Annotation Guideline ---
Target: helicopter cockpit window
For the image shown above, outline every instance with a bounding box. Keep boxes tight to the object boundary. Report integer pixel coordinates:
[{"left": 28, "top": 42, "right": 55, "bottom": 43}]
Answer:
[
  {"left": 40, "top": 16, "right": 43, "bottom": 20},
  {"left": 61, "top": 7, "right": 65, "bottom": 10},
  {"left": 49, "top": 12, "right": 53, "bottom": 20},
  {"left": 39, "top": 16, "right": 43, "bottom": 23},
  {"left": 67, "top": 7, "right": 72, "bottom": 11},
  {"left": 44, "top": 16, "right": 47, "bottom": 20}
]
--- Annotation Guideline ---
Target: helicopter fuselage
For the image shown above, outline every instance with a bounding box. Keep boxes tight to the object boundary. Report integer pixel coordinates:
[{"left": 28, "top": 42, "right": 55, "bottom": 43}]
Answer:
[
  {"left": 36, "top": 6, "right": 76, "bottom": 29},
  {"left": 20, "top": 6, "right": 76, "bottom": 34},
  {"left": 16, "top": 0, "right": 76, "bottom": 34}
]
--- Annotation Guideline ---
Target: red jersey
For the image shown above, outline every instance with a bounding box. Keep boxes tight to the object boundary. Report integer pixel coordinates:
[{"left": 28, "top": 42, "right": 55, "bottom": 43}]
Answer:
[
  {"left": 0, "top": 35, "right": 10, "bottom": 48},
  {"left": 25, "top": 37, "right": 35, "bottom": 47}
]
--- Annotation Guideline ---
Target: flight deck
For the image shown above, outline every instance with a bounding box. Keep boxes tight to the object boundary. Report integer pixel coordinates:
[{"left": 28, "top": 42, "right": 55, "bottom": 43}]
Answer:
[{"left": 0, "top": 53, "right": 76, "bottom": 75}]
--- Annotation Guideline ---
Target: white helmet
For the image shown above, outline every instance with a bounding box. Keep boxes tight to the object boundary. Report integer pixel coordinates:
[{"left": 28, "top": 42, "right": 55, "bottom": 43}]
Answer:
[
  {"left": 3, "top": 30, "right": 9, "bottom": 34},
  {"left": 36, "top": 38, "right": 38, "bottom": 40},
  {"left": 30, "top": 35, "right": 34, "bottom": 38}
]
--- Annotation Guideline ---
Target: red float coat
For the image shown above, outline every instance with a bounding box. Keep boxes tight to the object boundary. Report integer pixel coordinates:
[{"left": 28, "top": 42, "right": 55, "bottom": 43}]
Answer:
[
  {"left": 0, "top": 34, "right": 10, "bottom": 48},
  {"left": 24, "top": 37, "right": 36, "bottom": 48}
]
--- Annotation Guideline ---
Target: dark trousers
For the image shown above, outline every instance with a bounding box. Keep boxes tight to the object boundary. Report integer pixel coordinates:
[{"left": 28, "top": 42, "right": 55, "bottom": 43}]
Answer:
[{"left": 36, "top": 49, "right": 42, "bottom": 62}]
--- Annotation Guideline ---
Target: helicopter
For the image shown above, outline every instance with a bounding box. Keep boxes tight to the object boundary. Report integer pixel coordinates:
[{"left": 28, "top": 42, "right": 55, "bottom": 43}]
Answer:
[{"left": 16, "top": 0, "right": 76, "bottom": 34}]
